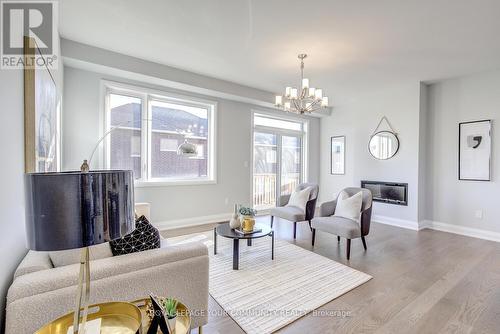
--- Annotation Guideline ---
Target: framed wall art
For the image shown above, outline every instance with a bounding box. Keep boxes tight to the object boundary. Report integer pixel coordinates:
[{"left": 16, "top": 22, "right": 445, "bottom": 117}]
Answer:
[
  {"left": 459, "top": 120, "right": 491, "bottom": 181},
  {"left": 24, "top": 36, "right": 60, "bottom": 173},
  {"left": 330, "top": 136, "right": 345, "bottom": 175}
]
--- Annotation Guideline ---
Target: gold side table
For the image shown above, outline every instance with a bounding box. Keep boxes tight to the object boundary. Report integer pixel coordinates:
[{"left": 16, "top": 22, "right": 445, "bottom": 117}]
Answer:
[{"left": 131, "top": 298, "right": 192, "bottom": 334}]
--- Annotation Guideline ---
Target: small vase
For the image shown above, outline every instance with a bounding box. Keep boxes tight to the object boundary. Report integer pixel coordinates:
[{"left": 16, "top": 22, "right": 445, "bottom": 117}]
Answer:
[
  {"left": 167, "top": 315, "right": 177, "bottom": 331},
  {"left": 242, "top": 216, "right": 255, "bottom": 232},
  {"left": 229, "top": 204, "right": 241, "bottom": 229}
]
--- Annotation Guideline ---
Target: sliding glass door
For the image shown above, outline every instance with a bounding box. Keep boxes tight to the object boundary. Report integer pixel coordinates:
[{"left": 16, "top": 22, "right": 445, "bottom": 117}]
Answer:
[
  {"left": 281, "top": 135, "right": 302, "bottom": 196},
  {"left": 253, "top": 132, "right": 278, "bottom": 209},
  {"left": 252, "top": 114, "right": 306, "bottom": 210}
]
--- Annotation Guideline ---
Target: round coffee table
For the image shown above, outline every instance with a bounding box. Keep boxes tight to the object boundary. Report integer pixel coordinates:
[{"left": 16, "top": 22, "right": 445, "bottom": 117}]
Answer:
[{"left": 214, "top": 222, "right": 274, "bottom": 270}]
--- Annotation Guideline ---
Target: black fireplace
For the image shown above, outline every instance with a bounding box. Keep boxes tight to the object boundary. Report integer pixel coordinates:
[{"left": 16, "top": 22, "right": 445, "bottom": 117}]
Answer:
[{"left": 361, "top": 181, "right": 408, "bottom": 206}]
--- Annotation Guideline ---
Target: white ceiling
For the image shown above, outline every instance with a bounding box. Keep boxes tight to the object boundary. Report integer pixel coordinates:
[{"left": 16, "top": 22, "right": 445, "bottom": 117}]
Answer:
[{"left": 60, "top": 0, "right": 500, "bottom": 104}]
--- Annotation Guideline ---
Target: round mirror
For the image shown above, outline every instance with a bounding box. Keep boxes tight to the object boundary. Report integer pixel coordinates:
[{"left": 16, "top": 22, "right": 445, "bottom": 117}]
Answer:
[{"left": 368, "top": 131, "right": 400, "bottom": 160}]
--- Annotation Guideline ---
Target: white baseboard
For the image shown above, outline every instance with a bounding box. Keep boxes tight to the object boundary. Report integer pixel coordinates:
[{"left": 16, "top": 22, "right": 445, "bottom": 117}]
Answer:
[
  {"left": 157, "top": 213, "right": 421, "bottom": 232},
  {"left": 372, "top": 215, "right": 420, "bottom": 231},
  {"left": 154, "top": 213, "right": 231, "bottom": 231},
  {"left": 422, "top": 221, "right": 500, "bottom": 243},
  {"left": 155, "top": 213, "right": 500, "bottom": 243}
]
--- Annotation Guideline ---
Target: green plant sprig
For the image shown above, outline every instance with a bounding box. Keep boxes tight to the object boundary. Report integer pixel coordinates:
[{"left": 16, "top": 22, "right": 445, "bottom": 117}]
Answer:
[
  {"left": 163, "top": 298, "right": 178, "bottom": 318},
  {"left": 238, "top": 206, "right": 257, "bottom": 217}
]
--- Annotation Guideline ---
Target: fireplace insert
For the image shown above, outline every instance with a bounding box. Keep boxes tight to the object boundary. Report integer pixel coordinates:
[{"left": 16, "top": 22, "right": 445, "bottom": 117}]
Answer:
[{"left": 361, "top": 181, "right": 408, "bottom": 206}]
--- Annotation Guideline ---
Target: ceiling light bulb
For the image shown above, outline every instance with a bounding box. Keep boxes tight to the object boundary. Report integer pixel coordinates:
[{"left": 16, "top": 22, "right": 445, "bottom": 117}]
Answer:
[
  {"left": 321, "top": 96, "right": 329, "bottom": 107},
  {"left": 302, "top": 78, "right": 309, "bottom": 89},
  {"left": 275, "top": 95, "right": 283, "bottom": 106},
  {"left": 284, "top": 102, "right": 291, "bottom": 110},
  {"left": 285, "top": 87, "right": 292, "bottom": 97},
  {"left": 308, "top": 87, "right": 316, "bottom": 98},
  {"left": 290, "top": 88, "right": 298, "bottom": 99},
  {"left": 314, "top": 88, "right": 323, "bottom": 100}
]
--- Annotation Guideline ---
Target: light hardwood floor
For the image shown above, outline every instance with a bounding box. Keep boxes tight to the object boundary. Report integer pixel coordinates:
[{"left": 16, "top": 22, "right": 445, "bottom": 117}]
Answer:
[{"left": 167, "top": 216, "right": 500, "bottom": 334}]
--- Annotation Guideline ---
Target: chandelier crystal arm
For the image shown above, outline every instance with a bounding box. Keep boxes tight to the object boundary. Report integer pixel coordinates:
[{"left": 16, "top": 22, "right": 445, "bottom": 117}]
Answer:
[
  {"left": 308, "top": 99, "right": 321, "bottom": 111},
  {"left": 300, "top": 87, "right": 307, "bottom": 99}
]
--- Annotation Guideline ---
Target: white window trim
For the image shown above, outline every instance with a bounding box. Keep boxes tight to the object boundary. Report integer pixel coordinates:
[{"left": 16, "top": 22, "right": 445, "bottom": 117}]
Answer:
[{"left": 101, "top": 80, "right": 217, "bottom": 186}]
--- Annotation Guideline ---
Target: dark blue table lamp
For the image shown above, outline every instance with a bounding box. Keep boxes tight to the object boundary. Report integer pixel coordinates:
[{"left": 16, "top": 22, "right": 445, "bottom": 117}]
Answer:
[{"left": 25, "top": 170, "right": 135, "bottom": 333}]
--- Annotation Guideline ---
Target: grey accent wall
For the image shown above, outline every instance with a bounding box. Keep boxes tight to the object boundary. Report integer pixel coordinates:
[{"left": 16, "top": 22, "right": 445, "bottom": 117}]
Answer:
[
  {"left": 63, "top": 66, "right": 320, "bottom": 223},
  {"left": 320, "top": 82, "right": 422, "bottom": 223},
  {"left": 427, "top": 70, "right": 500, "bottom": 233}
]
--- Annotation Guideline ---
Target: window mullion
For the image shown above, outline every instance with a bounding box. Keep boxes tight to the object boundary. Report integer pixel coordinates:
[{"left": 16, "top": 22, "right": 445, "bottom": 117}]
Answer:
[
  {"left": 145, "top": 95, "right": 152, "bottom": 181},
  {"left": 139, "top": 94, "right": 147, "bottom": 181},
  {"left": 277, "top": 133, "right": 282, "bottom": 203},
  {"left": 103, "top": 90, "right": 111, "bottom": 169}
]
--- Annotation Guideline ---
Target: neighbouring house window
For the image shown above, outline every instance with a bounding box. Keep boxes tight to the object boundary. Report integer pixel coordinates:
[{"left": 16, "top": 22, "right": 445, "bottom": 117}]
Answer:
[
  {"left": 130, "top": 136, "right": 141, "bottom": 157},
  {"left": 160, "top": 138, "right": 178, "bottom": 152},
  {"left": 104, "top": 83, "right": 216, "bottom": 184}
]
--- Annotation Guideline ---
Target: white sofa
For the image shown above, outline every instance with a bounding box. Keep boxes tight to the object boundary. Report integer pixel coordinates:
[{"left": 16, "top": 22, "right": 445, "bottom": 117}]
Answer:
[{"left": 5, "top": 242, "right": 209, "bottom": 334}]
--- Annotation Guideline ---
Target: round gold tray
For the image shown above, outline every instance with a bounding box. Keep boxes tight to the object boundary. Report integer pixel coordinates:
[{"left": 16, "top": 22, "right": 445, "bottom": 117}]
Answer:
[
  {"left": 36, "top": 301, "right": 142, "bottom": 334},
  {"left": 132, "top": 298, "right": 192, "bottom": 334}
]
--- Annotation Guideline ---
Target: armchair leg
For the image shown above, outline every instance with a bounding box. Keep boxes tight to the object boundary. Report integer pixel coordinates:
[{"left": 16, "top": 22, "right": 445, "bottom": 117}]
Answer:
[
  {"left": 198, "top": 326, "right": 203, "bottom": 334},
  {"left": 308, "top": 220, "right": 312, "bottom": 232},
  {"left": 293, "top": 222, "right": 297, "bottom": 239},
  {"left": 270, "top": 215, "right": 274, "bottom": 228},
  {"left": 361, "top": 236, "right": 367, "bottom": 250},
  {"left": 346, "top": 239, "right": 351, "bottom": 260},
  {"left": 337, "top": 236, "right": 340, "bottom": 243},
  {"left": 312, "top": 228, "right": 316, "bottom": 246}
]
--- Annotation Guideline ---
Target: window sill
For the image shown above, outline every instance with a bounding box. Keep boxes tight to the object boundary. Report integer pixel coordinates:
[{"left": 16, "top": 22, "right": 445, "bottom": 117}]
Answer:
[{"left": 134, "top": 179, "right": 217, "bottom": 187}]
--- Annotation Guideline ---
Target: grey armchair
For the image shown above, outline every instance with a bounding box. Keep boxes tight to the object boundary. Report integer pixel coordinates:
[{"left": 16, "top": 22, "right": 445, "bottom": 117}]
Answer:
[
  {"left": 311, "top": 187, "right": 372, "bottom": 260},
  {"left": 269, "top": 183, "right": 319, "bottom": 239}
]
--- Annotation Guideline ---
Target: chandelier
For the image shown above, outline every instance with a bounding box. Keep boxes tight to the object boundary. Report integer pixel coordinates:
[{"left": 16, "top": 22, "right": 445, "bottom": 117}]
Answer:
[{"left": 275, "top": 54, "right": 329, "bottom": 114}]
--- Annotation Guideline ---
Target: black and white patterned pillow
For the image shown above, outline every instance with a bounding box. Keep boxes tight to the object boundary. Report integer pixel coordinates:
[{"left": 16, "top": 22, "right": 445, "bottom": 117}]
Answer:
[{"left": 110, "top": 216, "right": 161, "bottom": 256}]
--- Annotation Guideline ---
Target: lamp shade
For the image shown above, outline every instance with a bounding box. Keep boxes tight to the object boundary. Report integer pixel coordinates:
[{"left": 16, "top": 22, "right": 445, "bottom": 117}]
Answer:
[
  {"left": 25, "top": 170, "right": 135, "bottom": 251},
  {"left": 177, "top": 139, "right": 198, "bottom": 156}
]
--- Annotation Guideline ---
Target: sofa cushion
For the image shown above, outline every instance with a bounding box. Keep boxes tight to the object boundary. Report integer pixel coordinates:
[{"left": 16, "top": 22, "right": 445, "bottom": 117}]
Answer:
[
  {"left": 49, "top": 242, "right": 112, "bottom": 268},
  {"left": 14, "top": 251, "right": 53, "bottom": 279},
  {"left": 312, "top": 216, "right": 361, "bottom": 239},
  {"left": 110, "top": 215, "right": 160, "bottom": 256},
  {"left": 270, "top": 206, "right": 306, "bottom": 222}
]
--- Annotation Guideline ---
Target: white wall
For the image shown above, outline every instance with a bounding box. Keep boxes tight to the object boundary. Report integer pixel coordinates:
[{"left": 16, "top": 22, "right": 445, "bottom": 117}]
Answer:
[
  {"left": 320, "top": 82, "right": 422, "bottom": 225},
  {"left": 0, "top": 68, "right": 27, "bottom": 331},
  {"left": 418, "top": 83, "right": 429, "bottom": 222},
  {"left": 0, "top": 34, "right": 63, "bottom": 328},
  {"left": 63, "top": 66, "right": 320, "bottom": 224},
  {"left": 426, "top": 70, "right": 500, "bottom": 233}
]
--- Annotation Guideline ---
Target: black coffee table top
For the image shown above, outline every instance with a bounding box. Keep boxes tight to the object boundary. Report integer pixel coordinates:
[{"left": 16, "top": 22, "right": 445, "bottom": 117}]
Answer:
[{"left": 215, "top": 222, "right": 272, "bottom": 240}]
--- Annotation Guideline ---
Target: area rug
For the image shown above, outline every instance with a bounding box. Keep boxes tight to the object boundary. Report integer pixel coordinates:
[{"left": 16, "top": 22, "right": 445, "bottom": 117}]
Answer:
[{"left": 169, "top": 231, "right": 372, "bottom": 334}]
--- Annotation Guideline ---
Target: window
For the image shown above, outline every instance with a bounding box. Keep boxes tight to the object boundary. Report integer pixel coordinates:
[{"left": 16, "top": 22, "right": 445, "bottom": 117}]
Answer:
[
  {"left": 104, "top": 83, "right": 216, "bottom": 185},
  {"left": 149, "top": 99, "right": 209, "bottom": 179},
  {"left": 254, "top": 115, "right": 303, "bottom": 131},
  {"left": 108, "top": 94, "right": 143, "bottom": 179}
]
